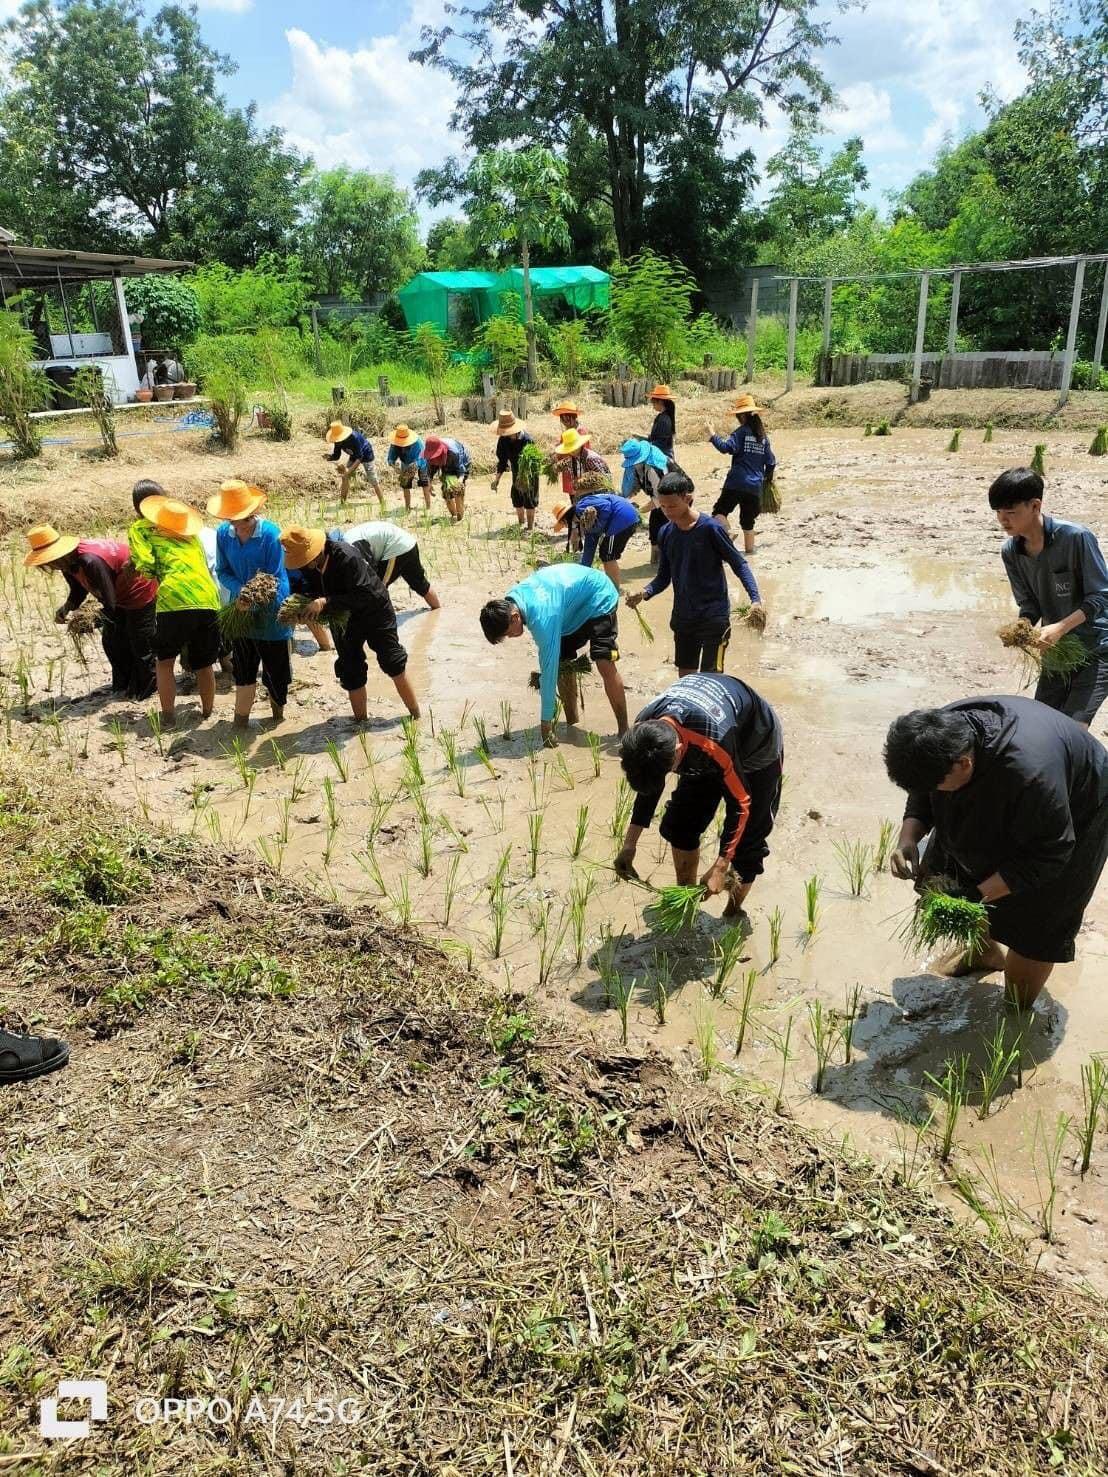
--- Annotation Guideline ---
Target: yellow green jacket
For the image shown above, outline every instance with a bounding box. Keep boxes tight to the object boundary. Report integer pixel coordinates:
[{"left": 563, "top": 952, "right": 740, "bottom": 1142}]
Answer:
[{"left": 128, "top": 519, "right": 220, "bottom": 614}]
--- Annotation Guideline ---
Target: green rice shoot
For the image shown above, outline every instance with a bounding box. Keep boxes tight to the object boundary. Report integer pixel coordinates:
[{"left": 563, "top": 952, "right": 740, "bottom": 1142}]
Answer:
[
  {"left": 631, "top": 602, "right": 655, "bottom": 643},
  {"left": 901, "top": 879, "right": 989, "bottom": 964},
  {"left": 645, "top": 884, "right": 706, "bottom": 935},
  {"left": 277, "top": 594, "right": 349, "bottom": 634},
  {"left": 517, "top": 440, "right": 546, "bottom": 495},
  {"left": 218, "top": 571, "right": 280, "bottom": 641}
]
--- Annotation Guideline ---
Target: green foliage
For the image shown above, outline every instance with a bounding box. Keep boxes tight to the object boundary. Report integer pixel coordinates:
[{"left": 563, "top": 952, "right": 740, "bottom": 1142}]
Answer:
[
  {"left": 552, "top": 320, "right": 585, "bottom": 390},
  {"left": 611, "top": 251, "right": 696, "bottom": 382},
  {"left": 191, "top": 259, "right": 309, "bottom": 333},
  {"left": 125, "top": 275, "right": 201, "bottom": 348},
  {"left": 475, "top": 306, "right": 528, "bottom": 389},
  {"left": 764, "top": 133, "right": 868, "bottom": 245},
  {"left": 72, "top": 366, "right": 118, "bottom": 457},
  {"left": 303, "top": 167, "right": 424, "bottom": 299},
  {"left": 205, "top": 365, "right": 248, "bottom": 449},
  {"left": 412, "top": 322, "right": 451, "bottom": 421},
  {"left": 0, "top": 310, "right": 50, "bottom": 458}
]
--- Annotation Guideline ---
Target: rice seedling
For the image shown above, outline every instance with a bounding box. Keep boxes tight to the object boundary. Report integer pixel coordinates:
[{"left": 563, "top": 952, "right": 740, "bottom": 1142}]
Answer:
[
  {"left": 863, "top": 421, "right": 873, "bottom": 437},
  {"left": 873, "top": 819, "right": 895, "bottom": 872},
  {"left": 143, "top": 707, "right": 167, "bottom": 756},
  {"left": 760, "top": 477, "right": 781, "bottom": 515},
  {"left": 976, "top": 1017, "right": 1021, "bottom": 1118},
  {"left": 947, "top": 428, "right": 961, "bottom": 452},
  {"left": 205, "top": 810, "right": 223, "bottom": 845},
  {"left": 472, "top": 718, "right": 496, "bottom": 777},
  {"left": 568, "top": 870, "right": 596, "bottom": 965},
  {"left": 401, "top": 718, "right": 424, "bottom": 786},
  {"left": 42, "top": 711, "right": 63, "bottom": 749},
  {"left": 586, "top": 730, "right": 602, "bottom": 778},
  {"left": 1075, "top": 1057, "right": 1108, "bottom": 1176},
  {"left": 998, "top": 617, "right": 1088, "bottom": 680},
  {"left": 803, "top": 875, "right": 821, "bottom": 939},
  {"left": 710, "top": 922, "right": 748, "bottom": 1000},
  {"left": 966, "top": 1144, "right": 1023, "bottom": 1243},
  {"left": 355, "top": 841, "right": 387, "bottom": 895},
  {"left": 267, "top": 737, "right": 288, "bottom": 771},
  {"left": 873, "top": 418, "right": 891, "bottom": 436},
  {"left": 442, "top": 853, "right": 462, "bottom": 926},
  {"left": 410, "top": 811, "right": 433, "bottom": 877},
  {"left": 571, "top": 804, "right": 590, "bottom": 859},
  {"left": 596, "top": 925, "right": 626, "bottom": 1005},
  {"left": 839, "top": 983, "right": 861, "bottom": 1064},
  {"left": 356, "top": 730, "right": 378, "bottom": 773},
  {"left": 631, "top": 601, "right": 655, "bottom": 644},
  {"left": 693, "top": 1002, "right": 719, "bottom": 1080},
  {"left": 240, "top": 770, "right": 257, "bottom": 824},
  {"left": 1090, "top": 425, "right": 1108, "bottom": 456},
  {"left": 478, "top": 790, "right": 507, "bottom": 832},
  {"left": 13, "top": 655, "right": 31, "bottom": 715},
  {"left": 806, "top": 999, "right": 837, "bottom": 1094},
  {"left": 405, "top": 772, "right": 432, "bottom": 826},
  {"left": 983, "top": 421, "right": 994, "bottom": 443},
  {"left": 519, "top": 810, "right": 540, "bottom": 879},
  {"left": 771, "top": 1014, "right": 794, "bottom": 1111},
  {"left": 646, "top": 884, "right": 705, "bottom": 934},
  {"left": 499, "top": 700, "right": 513, "bottom": 740},
  {"left": 288, "top": 757, "right": 310, "bottom": 802},
  {"left": 488, "top": 876, "right": 509, "bottom": 958},
  {"left": 552, "top": 749, "right": 576, "bottom": 791},
  {"left": 277, "top": 595, "right": 349, "bottom": 634},
  {"left": 766, "top": 906, "right": 783, "bottom": 968},
  {"left": 390, "top": 875, "right": 413, "bottom": 928},
  {"left": 735, "top": 968, "right": 758, "bottom": 1054},
  {"left": 528, "top": 754, "right": 551, "bottom": 809},
  {"left": 276, "top": 796, "right": 292, "bottom": 845},
  {"left": 222, "top": 736, "right": 253, "bottom": 788},
  {"left": 217, "top": 572, "right": 279, "bottom": 642},
  {"left": 925, "top": 1054, "right": 968, "bottom": 1163},
  {"left": 833, "top": 837, "right": 872, "bottom": 897},
  {"left": 1030, "top": 442, "right": 1046, "bottom": 476},
  {"left": 1032, "top": 1110, "right": 1070, "bottom": 1242},
  {"left": 609, "top": 780, "right": 634, "bottom": 845},
  {"left": 256, "top": 835, "right": 286, "bottom": 872},
  {"left": 900, "top": 879, "right": 988, "bottom": 964},
  {"left": 649, "top": 949, "right": 672, "bottom": 1024},
  {"left": 323, "top": 737, "right": 349, "bottom": 782},
  {"left": 533, "top": 901, "right": 570, "bottom": 989}
]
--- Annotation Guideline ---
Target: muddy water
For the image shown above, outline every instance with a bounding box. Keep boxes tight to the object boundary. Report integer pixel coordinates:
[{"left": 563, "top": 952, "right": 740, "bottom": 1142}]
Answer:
[{"left": 3, "top": 424, "right": 1107, "bottom": 1291}]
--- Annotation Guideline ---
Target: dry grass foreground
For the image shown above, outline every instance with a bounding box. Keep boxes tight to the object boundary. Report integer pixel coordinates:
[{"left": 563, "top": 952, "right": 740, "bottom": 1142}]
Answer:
[{"left": 0, "top": 754, "right": 1107, "bottom": 1476}]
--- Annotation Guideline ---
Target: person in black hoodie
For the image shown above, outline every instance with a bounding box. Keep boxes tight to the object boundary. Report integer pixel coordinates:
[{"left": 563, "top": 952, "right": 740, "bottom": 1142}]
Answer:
[
  {"left": 884, "top": 695, "right": 1108, "bottom": 1007},
  {"left": 647, "top": 384, "right": 676, "bottom": 458}
]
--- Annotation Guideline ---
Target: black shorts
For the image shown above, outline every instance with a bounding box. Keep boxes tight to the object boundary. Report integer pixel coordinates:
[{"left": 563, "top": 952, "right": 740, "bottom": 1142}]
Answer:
[
  {"left": 599, "top": 526, "right": 636, "bottom": 563},
  {"left": 510, "top": 482, "right": 540, "bottom": 510},
  {"left": 230, "top": 637, "right": 292, "bottom": 704},
  {"left": 397, "top": 463, "right": 430, "bottom": 490},
  {"left": 559, "top": 609, "right": 620, "bottom": 665},
  {"left": 155, "top": 609, "right": 220, "bottom": 669},
  {"left": 658, "top": 757, "right": 783, "bottom": 882},
  {"left": 648, "top": 506, "right": 668, "bottom": 545},
  {"left": 1034, "top": 655, "right": 1108, "bottom": 726},
  {"left": 378, "top": 545, "right": 431, "bottom": 599},
  {"left": 673, "top": 621, "right": 731, "bottom": 673},
  {"left": 333, "top": 604, "right": 408, "bottom": 688},
  {"left": 712, "top": 487, "right": 761, "bottom": 530}
]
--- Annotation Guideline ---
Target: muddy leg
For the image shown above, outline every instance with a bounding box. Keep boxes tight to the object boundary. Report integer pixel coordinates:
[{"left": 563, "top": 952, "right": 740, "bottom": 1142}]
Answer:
[
  {"left": 156, "top": 658, "right": 177, "bottom": 722},
  {"left": 672, "top": 846, "right": 700, "bottom": 885},
  {"left": 196, "top": 665, "right": 215, "bottom": 719},
  {"left": 1003, "top": 949, "right": 1054, "bottom": 1011},
  {"left": 595, "top": 658, "right": 628, "bottom": 734},
  {"left": 558, "top": 669, "right": 579, "bottom": 725},
  {"left": 393, "top": 671, "right": 420, "bottom": 719}
]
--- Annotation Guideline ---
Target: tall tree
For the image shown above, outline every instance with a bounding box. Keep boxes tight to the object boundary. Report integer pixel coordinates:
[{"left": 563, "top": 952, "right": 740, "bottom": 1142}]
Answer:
[
  {"left": 303, "top": 168, "right": 424, "bottom": 301},
  {"left": 644, "top": 114, "right": 758, "bottom": 284},
  {"left": 412, "top": 0, "right": 839, "bottom": 259},
  {"left": 763, "top": 132, "right": 868, "bottom": 245}
]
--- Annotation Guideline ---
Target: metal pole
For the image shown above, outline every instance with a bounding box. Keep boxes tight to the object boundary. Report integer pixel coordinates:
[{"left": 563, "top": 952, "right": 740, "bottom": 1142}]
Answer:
[
  {"left": 57, "top": 268, "right": 76, "bottom": 355},
  {"left": 113, "top": 276, "right": 137, "bottom": 395},
  {"left": 946, "top": 269, "right": 961, "bottom": 357},
  {"left": 785, "top": 277, "right": 798, "bottom": 393},
  {"left": 1058, "top": 256, "right": 1087, "bottom": 405},
  {"left": 1091, "top": 262, "right": 1108, "bottom": 375},
  {"left": 311, "top": 304, "right": 323, "bottom": 374},
  {"left": 744, "top": 277, "right": 758, "bottom": 384},
  {"left": 909, "top": 272, "right": 930, "bottom": 405}
]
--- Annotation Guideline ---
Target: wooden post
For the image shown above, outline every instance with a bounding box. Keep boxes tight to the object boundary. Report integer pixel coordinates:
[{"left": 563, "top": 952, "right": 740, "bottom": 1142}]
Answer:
[
  {"left": 785, "top": 277, "right": 799, "bottom": 393},
  {"left": 310, "top": 305, "right": 322, "bottom": 374},
  {"left": 112, "top": 275, "right": 136, "bottom": 378},
  {"left": 1091, "top": 262, "right": 1108, "bottom": 375},
  {"left": 909, "top": 272, "right": 930, "bottom": 404},
  {"left": 946, "top": 270, "right": 961, "bottom": 358},
  {"left": 1058, "top": 256, "right": 1087, "bottom": 406},
  {"left": 820, "top": 279, "right": 832, "bottom": 356},
  {"left": 744, "top": 277, "right": 758, "bottom": 383}
]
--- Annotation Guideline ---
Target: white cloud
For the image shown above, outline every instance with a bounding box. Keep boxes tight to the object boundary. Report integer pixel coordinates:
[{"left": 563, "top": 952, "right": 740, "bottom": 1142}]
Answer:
[{"left": 826, "top": 81, "right": 907, "bottom": 153}]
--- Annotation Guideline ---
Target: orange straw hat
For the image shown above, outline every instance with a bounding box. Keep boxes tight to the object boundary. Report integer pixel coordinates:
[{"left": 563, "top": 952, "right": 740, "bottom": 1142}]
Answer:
[
  {"left": 279, "top": 525, "right": 326, "bottom": 570},
  {"left": 390, "top": 424, "right": 419, "bottom": 448},
  {"left": 551, "top": 399, "right": 579, "bottom": 418},
  {"left": 648, "top": 384, "right": 675, "bottom": 401},
  {"left": 24, "top": 524, "right": 78, "bottom": 568},
  {"left": 555, "top": 428, "right": 590, "bottom": 457},
  {"left": 324, "top": 421, "right": 353, "bottom": 444},
  {"left": 732, "top": 393, "right": 764, "bottom": 415},
  {"left": 138, "top": 495, "right": 203, "bottom": 538},
  {"left": 206, "top": 478, "right": 267, "bottom": 520},
  {"left": 496, "top": 409, "right": 525, "bottom": 435},
  {"left": 552, "top": 503, "right": 574, "bottom": 532}
]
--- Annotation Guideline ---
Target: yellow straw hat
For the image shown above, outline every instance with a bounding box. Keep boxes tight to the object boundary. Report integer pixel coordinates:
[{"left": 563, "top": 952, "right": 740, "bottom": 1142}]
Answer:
[
  {"left": 206, "top": 479, "right": 267, "bottom": 520},
  {"left": 732, "top": 393, "right": 764, "bottom": 415},
  {"left": 280, "top": 526, "right": 326, "bottom": 570},
  {"left": 552, "top": 503, "right": 574, "bottom": 532},
  {"left": 24, "top": 524, "right": 79, "bottom": 568},
  {"left": 325, "top": 421, "right": 353, "bottom": 444},
  {"left": 138, "top": 496, "right": 203, "bottom": 539},
  {"left": 390, "top": 424, "right": 419, "bottom": 448},
  {"left": 555, "top": 428, "right": 590, "bottom": 457}
]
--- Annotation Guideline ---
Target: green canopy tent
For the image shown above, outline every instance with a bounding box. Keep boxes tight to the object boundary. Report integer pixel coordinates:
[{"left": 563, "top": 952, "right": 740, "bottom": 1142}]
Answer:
[
  {"left": 397, "top": 266, "right": 610, "bottom": 333},
  {"left": 497, "top": 265, "right": 610, "bottom": 315}
]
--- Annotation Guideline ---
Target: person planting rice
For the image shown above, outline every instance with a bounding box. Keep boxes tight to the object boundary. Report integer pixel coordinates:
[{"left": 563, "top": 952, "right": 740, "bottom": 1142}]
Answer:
[
  {"left": 324, "top": 420, "right": 385, "bottom": 511},
  {"left": 25, "top": 525, "right": 157, "bottom": 700},
  {"left": 552, "top": 428, "right": 609, "bottom": 498},
  {"left": 625, "top": 471, "right": 763, "bottom": 677},
  {"left": 128, "top": 489, "right": 221, "bottom": 728},
  {"left": 884, "top": 695, "right": 1108, "bottom": 1008},
  {"left": 423, "top": 435, "right": 471, "bottom": 522},
  {"left": 989, "top": 467, "right": 1108, "bottom": 727},
  {"left": 621, "top": 437, "right": 676, "bottom": 566},
  {"left": 479, "top": 563, "right": 628, "bottom": 746},
  {"left": 490, "top": 410, "right": 540, "bottom": 531},
  {"left": 279, "top": 526, "right": 420, "bottom": 724},
  {"left": 333, "top": 520, "right": 440, "bottom": 609},
  {"left": 565, "top": 486, "right": 642, "bottom": 589},
  {"left": 209, "top": 480, "right": 291, "bottom": 729},
  {"left": 385, "top": 424, "right": 432, "bottom": 512},
  {"left": 647, "top": 385, "right": 676, "bottom": 458},
  {"left": 615, "top": 673, "right": 783, "bottom": 917},
  {"left": 708, "top": 394, "right": 777, "bottom": 555}
]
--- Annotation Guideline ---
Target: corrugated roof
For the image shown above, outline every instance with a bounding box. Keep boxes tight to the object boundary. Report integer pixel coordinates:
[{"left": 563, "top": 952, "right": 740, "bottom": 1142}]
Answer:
[{"left": 0, "top": 242, "right": 193, "bottom": 289}]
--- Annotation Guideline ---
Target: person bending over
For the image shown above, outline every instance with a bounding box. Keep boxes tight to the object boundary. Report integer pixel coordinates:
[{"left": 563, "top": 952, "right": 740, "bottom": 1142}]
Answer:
[
  {"left": 335, "top": 520, "right": 440, "bottom": 610},
  {"left": 324, "top": 421, "right": 385, "bottom": 511}
]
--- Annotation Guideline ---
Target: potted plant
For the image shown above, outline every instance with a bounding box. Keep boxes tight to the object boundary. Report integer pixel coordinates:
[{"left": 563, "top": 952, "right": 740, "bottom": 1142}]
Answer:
[
  {"left": 135, "top": 387, "right": 153, "bottom": 403},
  {"left": 153, "top": 385, "right": 175, "bottom": 402},
  {"left": 174, "top": 381, "right": 197, "bottom": 399}
]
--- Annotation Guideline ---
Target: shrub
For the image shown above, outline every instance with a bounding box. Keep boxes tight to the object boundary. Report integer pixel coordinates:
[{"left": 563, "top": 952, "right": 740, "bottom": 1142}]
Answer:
[
  {"left": 185, "top": 333, "right": 257, "bottom": 386},
  {"left": 125, "top": 275, "right": 201, "bottom": 349},
  {"left": 191, "top": 257, "right": 309, "bottom": 333},
  {"left": 1071, "top": 360, "right": 1108, "bottom": 392},
  {"left": 552, "top": 320, "right": 585, "bottom": 390},
  {"left": 475, "top": 307, "right": 528, "bottom": 389},
  {"left": 72, "top": 365, "right": 118, "bottom": 457},
  {"left": 0, "top": 310, "right": 51, "bottom": 458},
  {"left": 611, "top": 251, "right": 696, "bottom": 382},
  {"left": 412, "top": 321, "right": 451, "bottom": 424},
  {"left": 205, "top": 366, "right": 248, "bottom": 450}
]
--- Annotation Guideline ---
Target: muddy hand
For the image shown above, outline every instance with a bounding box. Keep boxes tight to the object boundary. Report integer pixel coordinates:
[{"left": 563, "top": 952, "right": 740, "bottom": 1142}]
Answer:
[
  {"left": 614, "top": 849, "right": 639, "bottom": 881},
  {"left": 890, "top": 843, "right": 920, "bottom": 880}
]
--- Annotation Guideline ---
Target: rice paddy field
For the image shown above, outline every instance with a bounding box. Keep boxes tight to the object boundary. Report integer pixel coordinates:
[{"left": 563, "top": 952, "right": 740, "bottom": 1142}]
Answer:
[{"left": 2, "top": 379, "right": 1108, "bottom": 1473}]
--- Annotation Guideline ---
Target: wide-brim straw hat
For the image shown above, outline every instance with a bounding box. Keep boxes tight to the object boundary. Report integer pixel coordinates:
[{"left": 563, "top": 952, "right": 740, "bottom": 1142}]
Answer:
[
  {"left": 552, "top": 502, "right": 574, "bottom": 532},
  {"left": 206, "top": 478, "right": 267, "bottom": 520},
  {"left": 24, "top": 524, "right": 79, "bottom": 567},
  {"left": 325, "top": 421, "right": 353, "bottom": 444},
  {"left": 496, "top": 410, "right": 525, "bottom": 435},
  {"left": 423, "top": 436, "right": 448, "bottom": 465},
  {"left": 648, "top": 384, "right": 674, "bottom": 401},
  {"left": 551, "top": 399, "right": 579, "bottom": 418},
  {"left": 732, "top": 393, "right": 764, "bottom": 415},
  {"left": 555, "top": 428, "right": 590, "bottom": 457},
  {"left": 139, "top": 495, "right": 203, "bottom": 539},
  {"left": 280, "top": 525, "right": 326, "bottom": 570},
  {"left": 391, "top": 424, "right": 419, "bottom": 448}
]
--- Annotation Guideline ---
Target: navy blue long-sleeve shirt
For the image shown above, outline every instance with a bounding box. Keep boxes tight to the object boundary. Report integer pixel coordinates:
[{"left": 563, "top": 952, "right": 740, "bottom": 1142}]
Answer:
[
  {"left": 643, "top": 515, "right": 760, "bottom": 629},
  {"left": 1001, "top": 516, "right": 1108, "bottom": 655},
  {"left": 710, "top": 426, "right": 776, "bottom": 493}
]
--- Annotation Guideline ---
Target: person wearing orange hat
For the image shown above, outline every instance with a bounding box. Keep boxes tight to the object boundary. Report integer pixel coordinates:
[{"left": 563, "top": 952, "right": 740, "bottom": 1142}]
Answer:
[
  {"left": 385, "top": 425, "right": 431, "bottom": 512},
  {"left": 128, "top": 489, "right": 221, "bottom": 727},
  {"left": 491, "top": 410, "right": 538, "bottom": 531},
  {"left": 647, "top": 385, "right": 676, "bottom": 458},
  {"left": 279, "top": 526, "right": 420, "bottom": 724},
  {"left": 209, "top": 481, "right": 292, "bottom": 728},
  {"left": 324, "top": 421, "right": 385, "bottom": 511},
  {"left": 25, "top": 525, "right": 158, "bottom": 699},
  {"left": 708, "top": 395, "right": 776, "bottom": 554}
]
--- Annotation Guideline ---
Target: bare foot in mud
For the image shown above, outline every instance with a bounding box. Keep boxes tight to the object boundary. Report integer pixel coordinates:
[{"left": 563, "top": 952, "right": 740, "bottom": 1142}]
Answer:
[{"left": 931, "top": 940, "right": 1006, "bottom": 977}]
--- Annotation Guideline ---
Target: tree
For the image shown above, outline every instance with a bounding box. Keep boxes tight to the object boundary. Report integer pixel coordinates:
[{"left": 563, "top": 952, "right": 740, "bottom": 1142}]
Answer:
[
  {"left": 425, "top": 217, "right": 484, "bottom": 271},
  {"left": 412, "top": 0, "right": 839, "bottom": 259},
  {"left": 763, "top": 132, "right": 868, "bottom": 245},
  {"left": 124, "top": 275, "right": 202, "bottom": 349},
  {"left": 643, "top": 115, "right": 758, "bottom": 284},
  {"left": 303, "top": 168, "right": 424, "bottom": 301}
]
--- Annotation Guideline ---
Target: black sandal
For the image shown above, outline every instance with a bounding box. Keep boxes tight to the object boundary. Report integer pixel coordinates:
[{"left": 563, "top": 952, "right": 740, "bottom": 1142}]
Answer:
[{"left": 0, "top": 1030, "right": 70, "bottom": 1084}]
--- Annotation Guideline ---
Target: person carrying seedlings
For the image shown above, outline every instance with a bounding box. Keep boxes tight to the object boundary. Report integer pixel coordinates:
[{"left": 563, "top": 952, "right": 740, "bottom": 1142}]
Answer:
[
  {"left": 279, "top": 526, "right": 420, "bottom": 723},
  {"left": 128, "top": 491, "right": 221, "bottom": 727},
  {"left": 552, "top": 428, "right": 609, "bottom": 498},
  {"left": 423, "top": 435, "right": 470, "bottom": 522},
  {"left": 885, "top": 695, "right": 1108, "bottom": 1008},
  {"left": 25, "top": 525, "right": 158, "bottom": 699},
  {"left": 490, "top": 410, "right": 540, "bottom": 531},
  {"left": 990, "top": 466, "right": 1108, "bottom": 728},
  {"left": 621, "top": 436, "right": 677, "bottom": 566},
  {"left": 625, "top": 471, "right": 763, "bottom": 677},
  {"left": 647, "top": 385, "right": 676, "bottom": 458},
  {"left": 479, "top": 563, "right": 628, "bottom": 746},
  {"left": 386, "top": 424, "right": 431, "bottom": 513},
  {"left": 708, "top": 394, "right": 777, "bottom": 555},
  {"left": 569, "top": 487, "right": 642, "bottom": 589},
  {"left": 334, "top": 520, "right": 441, "bottom": 610},
  {"left": 324, "top": 420, "right": 386, "bottom": 511},
  {"left": 210, "top": 480, "right": 291, "bottom": 728},
  {"left": 615, "top": 673, "right": 784, "bottom": 916},
  {"left": 552, "top": 399, "right": 587, "bottom": 501}
]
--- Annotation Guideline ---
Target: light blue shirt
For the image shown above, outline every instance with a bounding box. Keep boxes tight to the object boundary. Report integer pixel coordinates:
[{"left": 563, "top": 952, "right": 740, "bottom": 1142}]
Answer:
[
  {"left": 505, "top": 564, "right": 618, "bottom": 722},
  {"left": 215, "top": 516, "right": 291, "bottom": 643}
]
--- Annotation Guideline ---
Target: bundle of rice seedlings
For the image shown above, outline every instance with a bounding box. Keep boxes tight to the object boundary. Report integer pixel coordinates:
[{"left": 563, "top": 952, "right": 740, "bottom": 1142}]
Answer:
[
  {"left": 947, "top": 429, "right": 961, "bottom": 452},
  {"left": 645, "top": 884, "right": 706, "bottom": 935},
  {"left": 218, "top": 571, "right": 280, "bottom": 641},
  {"left": 873, "top": 419, "right": 891, "bottom": 436},
  {"left": 1030, "top": 443, "right": 1046, "bottom": 476},
  {"left": 277, "top": 595, "right": 349, "bottom": 634},
  {"left": 574, "top": 471, "right": 613, "bottom": 495},
  {"left": 631, "top": 602, "right": 655, "bottom": 643},
  {"left": 67, "top": 602, "right": 103, "bottom": 651},
  {"left": 761, "top": 477, "right": 781, "bottom": 514},
  {"left": 517, "top": 440, "right": 546, "bottom": 495},
  {"left": 863, "top": 422, "right": 873, "bottom": 437},
  {"left": 733, "top": 602, "right": 767, "bottom": 633},
  {"left": 998, "top": 618, "right": 1088, "bottom": 678},
  {"left": 983, "top": 422, "right": 994, "bottom": 443},
  {"left": 900, "top": 878, "right": 989, "bottom": 963},
  {"left": 442, "top": 474, "right": 464, "bottom": 496},
  {"left": 528, "top": 653, "right": 591, "bottom": 690},
  {"left": 1090, "top": 425, "right": 1108, "bottom": 456}
]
